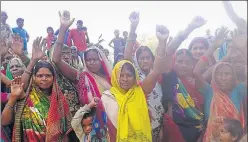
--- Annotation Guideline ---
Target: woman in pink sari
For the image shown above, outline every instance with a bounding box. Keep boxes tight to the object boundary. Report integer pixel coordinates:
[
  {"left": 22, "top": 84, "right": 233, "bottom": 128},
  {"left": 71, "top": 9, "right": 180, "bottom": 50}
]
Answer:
[{"left": 53, "top": 10, "right": 113, "bottom": 142}]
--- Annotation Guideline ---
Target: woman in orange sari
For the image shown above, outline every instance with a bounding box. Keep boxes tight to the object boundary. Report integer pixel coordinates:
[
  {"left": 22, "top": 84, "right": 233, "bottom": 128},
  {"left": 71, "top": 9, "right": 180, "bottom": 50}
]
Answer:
[{"left": 193, "top": 26, "right": 246, "bottom": 142}]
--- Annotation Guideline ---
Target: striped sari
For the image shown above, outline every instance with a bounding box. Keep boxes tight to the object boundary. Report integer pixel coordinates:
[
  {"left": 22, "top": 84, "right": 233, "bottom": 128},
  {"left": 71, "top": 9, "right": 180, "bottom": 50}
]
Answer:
[{"left": 13, "top": 66, "right": 72, "bottom": 142}]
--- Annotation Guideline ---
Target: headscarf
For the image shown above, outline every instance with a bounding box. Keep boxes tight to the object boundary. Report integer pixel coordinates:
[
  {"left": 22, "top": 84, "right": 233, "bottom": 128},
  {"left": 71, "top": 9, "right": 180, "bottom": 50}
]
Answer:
[
  {"left": 6, "top": 57, "right": 26, "bottom": 80},
  {"left": 77, "top": 47, "right": 112, "bottom": 141},
  {"left": 203, "top": 62, "right": 245, "bottom": 142},
  {"left": 133, "top": 46, "right": 164, "bottom": 131},
  {"left": 13, "top": 61, "right": 72, "bottom": 142},
  {"left": 110, "top": 60, "right": 152, "bottom": 142},
  {"left": 49, "top": 45, "right": 80, "bottom": 116}
]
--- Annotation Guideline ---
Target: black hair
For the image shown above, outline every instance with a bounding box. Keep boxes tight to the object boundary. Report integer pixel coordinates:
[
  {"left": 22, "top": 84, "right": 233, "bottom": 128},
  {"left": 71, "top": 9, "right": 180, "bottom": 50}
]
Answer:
[
  {"left": 136, "top": 46, "right": 155, "bottom": 62},
  {"left": 33, "top": 61, "right": 55, "bottom": 77},
  {"left": 123, "top": 31, "right": 128, "bottom": 34},
  {"left": 188, "top": 37, "right": 209, "bottom": 51},
  {"left": 16, "top": 18, "right": 24, "bottom": 23},
  {"left": 82, "top": 108, "right": 96, "bottom": 120},
  {"left": 122, "top": 62, "right": 136, "bottom": 80},
  {"left": 223, "top": 118, "right": 243, "bottom": 142},
  {"left": 175, "top": 48, "right": 194, "bottom": 61},
  {"left": 47, "top": 27, "right": 54, "bottom": 32},
  {"left": 77, "top": 20, "right": 83, "bottom": 24}
]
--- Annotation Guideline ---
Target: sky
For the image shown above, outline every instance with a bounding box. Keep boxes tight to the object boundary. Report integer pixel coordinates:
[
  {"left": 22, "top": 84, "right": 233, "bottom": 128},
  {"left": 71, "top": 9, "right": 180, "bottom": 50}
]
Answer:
[{"left": 1, "top": 1, "right": 247, "bottom": 56}]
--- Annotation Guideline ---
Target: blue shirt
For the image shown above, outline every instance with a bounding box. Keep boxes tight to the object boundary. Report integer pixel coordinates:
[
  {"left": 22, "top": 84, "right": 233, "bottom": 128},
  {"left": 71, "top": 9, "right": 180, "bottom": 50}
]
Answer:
[
  {"left": 198, "top": 83, "right": 246, "bottom": 120},
  {"left": 54, "top": 29, "right": 69, "bottom": 44},
  {"left": 12, "top": 27, "right": 28, "bottom": 50}
]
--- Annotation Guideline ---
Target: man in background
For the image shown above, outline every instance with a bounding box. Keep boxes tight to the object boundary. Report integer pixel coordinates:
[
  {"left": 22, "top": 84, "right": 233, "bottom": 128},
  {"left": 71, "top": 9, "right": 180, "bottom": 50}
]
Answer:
[
  {"left": 1, "top": 11, "right": 13, "bottom": 47},
  {"left": 67, "top": 20, "right": 90, "bottom": 58},
  {"left": 12, "top": 18, "right": 29, "bottom": 55}
]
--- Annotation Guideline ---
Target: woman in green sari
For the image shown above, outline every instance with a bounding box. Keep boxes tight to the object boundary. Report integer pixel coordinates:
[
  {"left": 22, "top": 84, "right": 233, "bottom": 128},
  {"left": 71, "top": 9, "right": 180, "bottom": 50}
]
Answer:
[{"left": 13, "top": 37, "right": 72, "bottom": 142}]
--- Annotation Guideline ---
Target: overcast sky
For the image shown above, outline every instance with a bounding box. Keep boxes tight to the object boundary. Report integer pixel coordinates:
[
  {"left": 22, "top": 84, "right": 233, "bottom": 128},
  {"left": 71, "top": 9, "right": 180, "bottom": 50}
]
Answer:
[{"left": 1, "top": 1, "right": 247, "bottom": 55}]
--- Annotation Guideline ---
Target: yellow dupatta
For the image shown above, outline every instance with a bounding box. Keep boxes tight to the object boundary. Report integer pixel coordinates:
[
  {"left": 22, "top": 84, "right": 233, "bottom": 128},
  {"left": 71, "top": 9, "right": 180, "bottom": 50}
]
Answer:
[{"left": 110, "top": 60, "right": 152, "bottom": 142}]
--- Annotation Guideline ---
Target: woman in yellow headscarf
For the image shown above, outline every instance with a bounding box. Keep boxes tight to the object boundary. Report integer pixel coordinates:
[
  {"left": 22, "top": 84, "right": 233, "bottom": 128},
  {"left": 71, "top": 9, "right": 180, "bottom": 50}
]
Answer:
[
  {"left": 102, "top": 60, "right": 151, "bottom": 142},
  {"left": 102, "top": 30, "right": 167, "bottom": 142}
]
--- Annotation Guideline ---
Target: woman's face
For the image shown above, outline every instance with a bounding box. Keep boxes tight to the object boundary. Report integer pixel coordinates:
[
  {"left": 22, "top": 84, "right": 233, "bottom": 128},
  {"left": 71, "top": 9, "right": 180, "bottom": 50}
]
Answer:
[
  {"left": 215, "top": 64, "right": 235, "bottom": 93},
  {"left": 9, "top": 59, "right": 24, "bottom": 78},
  {"left": 61, "top": 48, "right": 72, "bottom": 64},
  {"left": 34, "top": 67, "right": 54, "bottom": 90},
  {"left": 229, "top": 53, "right": 246, "bottom": 77},
  {"left": 174, "top": 54, "right": 193, "bottom": 77},
  {"left": 191, "top": 42, "right": 207, "bottom": 60},
  {"left": 137, "top": 51, "right": 153, "bottom": 74},
  {"left": 85, "top": 50, "right": 102, "bottom": 74},
  {"left": 119, "top": 64, "right": 136, "bottom": 91}
]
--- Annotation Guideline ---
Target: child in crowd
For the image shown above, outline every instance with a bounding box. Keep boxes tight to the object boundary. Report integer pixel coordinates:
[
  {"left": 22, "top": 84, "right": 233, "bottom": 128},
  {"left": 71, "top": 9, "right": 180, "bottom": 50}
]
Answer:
[
  {"left": 71, "top": 97, "right": 99, "bottom": 142},
  {"left": 211, "top": 117, "right": 244, "bottom": 142}
]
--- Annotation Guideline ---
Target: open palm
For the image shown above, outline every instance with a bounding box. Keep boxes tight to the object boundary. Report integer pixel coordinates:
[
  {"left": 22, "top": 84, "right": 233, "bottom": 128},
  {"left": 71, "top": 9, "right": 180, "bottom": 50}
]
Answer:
[
  {"left": 59, "top": 10, "right": 75, "bottom": 30},
  {"left": 190, "top": 16, "right": 207, "bottom": 29},
  {"left": 0, "top": 38, "right": 9, "bottom": 57},
  {"left": 10, "top": 76, "right": 25, "bottom": 100},
  {"left": 11, "top": 33, "right": 24, "bottom": 56},
  {"left": 31, "top": 37, "right": 47, "bottom": 61}
]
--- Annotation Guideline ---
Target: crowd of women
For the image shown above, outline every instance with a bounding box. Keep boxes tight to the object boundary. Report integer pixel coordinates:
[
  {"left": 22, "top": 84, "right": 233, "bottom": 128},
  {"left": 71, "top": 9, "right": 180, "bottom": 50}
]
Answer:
[{"left": 1, "top": 1, "right": 247, "bottom": 142}]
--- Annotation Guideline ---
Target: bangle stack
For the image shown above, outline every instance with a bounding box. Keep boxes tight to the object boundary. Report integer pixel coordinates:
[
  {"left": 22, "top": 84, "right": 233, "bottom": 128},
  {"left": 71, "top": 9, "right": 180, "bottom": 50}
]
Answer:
[{"left": 5, "top": 103, "right": 14, "bottom": 110}]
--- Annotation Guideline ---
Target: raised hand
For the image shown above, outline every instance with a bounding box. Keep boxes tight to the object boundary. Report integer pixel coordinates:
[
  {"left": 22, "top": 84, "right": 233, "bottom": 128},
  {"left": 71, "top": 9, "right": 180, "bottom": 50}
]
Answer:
[
  {"left": 31, "top": 37, "right": 47, "bottom": 61},
  {"left": 88, "top": 97, "right": 100, "bottom": 108},
  {"left": 11, "top": 33, "right": 24, "bottom": 56},
  {"left": 214, "top": 26, "right": 229, "bottom": 47},
  {"left": 230, "top": 28, "right": 247, "bottom": 49},
  {"left": 213, "top": 116, "right": 224, "bottom": 128},
  {"left": 59, "top": 10, "right": 75, "bottom": 30},
  {"left": 189, "top": 16, "right": 207, "bottom": 29},
  {"left": 156, "top": 25, "right": 169, "bottom": 42},
  {"left": 10, "top": 76, "right": 25, "bottom": 101},
  {"left": 129, "top": 11, "right": 139, "bottom": 30},
  {"left": 0, "top": 38, "right": 9, "bottom": 57}
]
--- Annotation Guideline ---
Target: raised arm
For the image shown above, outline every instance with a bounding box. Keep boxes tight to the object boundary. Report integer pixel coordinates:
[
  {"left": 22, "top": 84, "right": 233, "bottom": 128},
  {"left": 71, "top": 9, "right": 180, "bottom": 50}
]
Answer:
[
  {"left": 11, "top": 34, "right": 30, "bottom": 66},
  {"left": 21, "top": 37, "right": 47, "bottom": 90},
  {"left": 164, "top": 16, "right": 207, "bottom": 73},
  {"left": 222, "top": 1, "right": 247, "bottom": 32},
  {"left": 193, "top": 26, "right": 229, "bottom": 89},
  {"left": 124, "top": 11, "right": 139, "bottom": 62},
  {"left": 52, "top": 10, "right": 78, "bottom": 82},
  {"left": 1, "top": 76, "right": 25, "bottom": 126},
  {"left": 141, "top": 25, "right": 169, "bottom": 95},
  {"left": 0, "top": 38, "right": 9, "bottom": 62},
  {"left": 230, "top": 29, "right": 247, "bottom": 59},
  {"left": 1, "top": 73, "right": 11, "bottom": 87}
]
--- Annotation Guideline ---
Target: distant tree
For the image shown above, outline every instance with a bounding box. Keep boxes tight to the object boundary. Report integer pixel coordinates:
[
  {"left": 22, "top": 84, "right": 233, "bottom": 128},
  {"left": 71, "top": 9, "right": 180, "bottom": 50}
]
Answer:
[{"left": 137, "top": 33, "right": 158, "bottom": 53}]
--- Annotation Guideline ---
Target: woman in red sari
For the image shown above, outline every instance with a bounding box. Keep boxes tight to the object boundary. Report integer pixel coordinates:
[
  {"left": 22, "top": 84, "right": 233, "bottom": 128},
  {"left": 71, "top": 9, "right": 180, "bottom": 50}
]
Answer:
[{"left": 52, "top": 10, "right": 113, "bottom": 142}]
